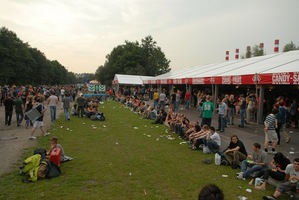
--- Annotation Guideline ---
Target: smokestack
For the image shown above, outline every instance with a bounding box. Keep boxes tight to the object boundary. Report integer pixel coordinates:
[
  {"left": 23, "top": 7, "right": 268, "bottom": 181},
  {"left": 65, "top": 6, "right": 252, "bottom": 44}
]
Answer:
[
  {"left": 274, "top": 39, "right": 279, "bottom": 53},
  {"left": 235, "top": 49, "right": 239, "bottom": 60},
  {"left": 225, "top": 51, "right": 229, "bottom": 61}
]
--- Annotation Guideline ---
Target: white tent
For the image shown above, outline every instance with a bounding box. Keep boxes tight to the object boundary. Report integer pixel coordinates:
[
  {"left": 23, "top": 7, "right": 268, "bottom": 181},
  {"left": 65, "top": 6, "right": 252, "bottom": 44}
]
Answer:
[{"left": 143, "top": 50, "right": 299, "bottom": 85}]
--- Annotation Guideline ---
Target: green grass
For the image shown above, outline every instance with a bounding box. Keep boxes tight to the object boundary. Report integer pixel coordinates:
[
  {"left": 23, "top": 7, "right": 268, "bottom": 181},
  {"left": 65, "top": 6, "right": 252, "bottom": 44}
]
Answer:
[{"left": 0, "top": 100, "right": 289, "bottom": 199}]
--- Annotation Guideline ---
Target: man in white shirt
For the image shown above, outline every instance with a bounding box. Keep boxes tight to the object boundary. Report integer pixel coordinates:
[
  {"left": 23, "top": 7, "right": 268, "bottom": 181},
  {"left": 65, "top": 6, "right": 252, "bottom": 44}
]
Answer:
[
  {"left": 47, "top": 91, "right": 58, "bottom": 122},
  {"left": 205, "top": 126, "right": 221, "bottom": 153},
  {"left": 263, "top": 158, "right": 299, "bottom": 200}
]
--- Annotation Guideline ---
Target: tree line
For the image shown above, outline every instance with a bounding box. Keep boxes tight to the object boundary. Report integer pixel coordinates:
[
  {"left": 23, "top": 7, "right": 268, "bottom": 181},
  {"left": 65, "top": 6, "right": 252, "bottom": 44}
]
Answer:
[{"left": 0, "top": 27, "right": 79, "bottom": 86}]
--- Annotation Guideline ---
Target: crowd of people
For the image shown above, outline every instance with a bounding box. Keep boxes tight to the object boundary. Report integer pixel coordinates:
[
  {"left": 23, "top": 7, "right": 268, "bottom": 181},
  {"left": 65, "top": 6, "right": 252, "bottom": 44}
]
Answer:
[
  {"left": 115, "top": 86, "right": 299, "bottom": 199},
  {"left": 1, "top": 84, "right": 299, "bottom": 197}
]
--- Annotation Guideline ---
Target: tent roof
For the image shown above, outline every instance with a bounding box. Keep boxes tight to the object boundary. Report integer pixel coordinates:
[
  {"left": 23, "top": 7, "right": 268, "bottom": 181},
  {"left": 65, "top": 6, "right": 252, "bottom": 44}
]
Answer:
[
  {"left": 144, "top": 50, "right": 299, "bottom": 85},
  {"left": 113, "top": 74, "right": 153, "bottom": 85}
]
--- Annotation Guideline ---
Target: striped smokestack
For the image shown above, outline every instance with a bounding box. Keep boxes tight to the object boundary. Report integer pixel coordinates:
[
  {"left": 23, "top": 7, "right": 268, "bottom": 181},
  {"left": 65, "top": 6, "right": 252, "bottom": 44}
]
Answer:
[
  {"left": 235, "top": 49, "right": 239, "bottom": 59},
  {"left": 225, "top": 51, "right": 229, "bottom": 61},
  {"left": 274, "top": 39, "right": 279, "bottom": 53}
]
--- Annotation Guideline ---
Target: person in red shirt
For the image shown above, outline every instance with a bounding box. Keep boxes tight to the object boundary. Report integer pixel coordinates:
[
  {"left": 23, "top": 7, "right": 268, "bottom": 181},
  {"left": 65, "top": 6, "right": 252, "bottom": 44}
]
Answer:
[{"left": 184, "top": 90, "right": 191, "bottom": 109}]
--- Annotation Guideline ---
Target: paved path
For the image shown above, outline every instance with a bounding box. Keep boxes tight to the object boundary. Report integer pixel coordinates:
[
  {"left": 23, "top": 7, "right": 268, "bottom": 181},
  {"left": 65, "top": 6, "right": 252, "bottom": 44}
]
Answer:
[{"left": 0, "top": 102, "right": 63, "bottom": 176}]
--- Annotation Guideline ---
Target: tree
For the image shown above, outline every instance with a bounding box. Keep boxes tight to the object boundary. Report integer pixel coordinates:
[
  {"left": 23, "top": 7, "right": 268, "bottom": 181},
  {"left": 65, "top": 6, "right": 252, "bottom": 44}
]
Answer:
[
  {"left": 0, "top": 26, "right": 77, "bottom": 85},
  {"left": 283, "top": 41, "right": 298, "bottom": 52},
  {"left": 252, "top": 44, "right": 265, "bottom": 57},
  {"left": 95, "top": 35, "right": 171, "bottom": 86}
]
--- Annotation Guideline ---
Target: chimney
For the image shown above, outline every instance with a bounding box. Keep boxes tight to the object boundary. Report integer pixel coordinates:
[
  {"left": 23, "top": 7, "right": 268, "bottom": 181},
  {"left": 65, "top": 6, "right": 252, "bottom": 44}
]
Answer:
[
  {"left": 259, "top": 43, "right": 264, "bottom": 50},
  {"left": 274, "top": 39, "right": 279, "bottom": 53},
  {"left": 225, "top": 51, "right": 229, "bottom": 61},
  {"left": 235, "top": 49, "right": 239, "bottom": 60}
]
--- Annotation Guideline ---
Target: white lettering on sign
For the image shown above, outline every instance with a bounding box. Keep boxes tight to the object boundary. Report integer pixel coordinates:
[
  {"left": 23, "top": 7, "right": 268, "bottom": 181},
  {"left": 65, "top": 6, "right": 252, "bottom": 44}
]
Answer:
[
  {"left": 192, "top": 78, "right": 205, "bottom": 84},
  {"left": 222, "top": 76, "right": 231, "bottom": 84},
  {"left": 272, "top": 73, "right": 290, "bottom": 84},
  {"left": 232, "top": 76, "right": 242, "bottom": 84},
  {"left": 293, "top": 73, "right": 299, "bottom": 84}
]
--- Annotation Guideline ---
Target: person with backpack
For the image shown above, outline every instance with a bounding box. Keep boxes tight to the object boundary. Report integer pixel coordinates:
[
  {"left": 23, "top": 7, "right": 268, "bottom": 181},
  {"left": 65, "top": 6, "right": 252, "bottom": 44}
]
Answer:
[{"left": 29, "top": 97, "right": 50, "bottom": 140}]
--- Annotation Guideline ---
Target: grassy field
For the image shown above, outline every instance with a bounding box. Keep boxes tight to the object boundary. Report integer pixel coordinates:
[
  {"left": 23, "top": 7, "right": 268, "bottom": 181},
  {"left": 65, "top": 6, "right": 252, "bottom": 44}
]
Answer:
[{"left": 0, "top": 100, "right": 287, "bottom": 200}]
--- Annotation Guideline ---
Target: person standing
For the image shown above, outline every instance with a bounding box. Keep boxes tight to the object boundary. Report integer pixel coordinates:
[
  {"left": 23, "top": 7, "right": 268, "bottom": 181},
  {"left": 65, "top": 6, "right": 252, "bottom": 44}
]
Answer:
[
  {"left": 217, "top": 98, "right": 227, "bottom": 132},
  {"left": 14, "top": 94, "right": 24, "bottom": 127},
  {"left": 76, "top": 93, "right": 85, "bottom": 118},
  {"left": 4, "top": 93, "right": 14, "bottom": 126},
  {"left": 227, "top": 94, "right": 236, "bottom": 125},
  {"left": 170, "top": 90, "right": 176, "bottom": 112},
  {"left": 238, "top": 94, "right": 246, "bottom": 128},
  {"left": 47, "top": 91, "right": 58, "bottom": 122},
  {"left": 29, "top": 97, "right": 50, "bottom": 140},
  {"left": 153, "top": 90, "right": 159, "bottom": 109},
  {"left": 276, "top": 100, "right": 291, "bottom": 144},
  {"left": 175, "top": 90, "right": 181, "bottom": 112},
  {"left": 159, "top": 90, "right": 166, "bottom": 110},
  {"left": 201, "top": 95, "right": 214, "bottom": 127},
  {"left": 62, "top": 93, "right": 71, "bottom": 121},
  {"left": 184, "top": 90, "right": 191, "bottom": 109}
]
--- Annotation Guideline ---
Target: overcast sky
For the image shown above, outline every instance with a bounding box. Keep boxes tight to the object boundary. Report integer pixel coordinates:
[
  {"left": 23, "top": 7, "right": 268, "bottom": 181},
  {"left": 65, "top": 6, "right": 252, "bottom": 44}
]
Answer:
[{"left": 1, "top": 0, "right": 298, "bottom": 73}]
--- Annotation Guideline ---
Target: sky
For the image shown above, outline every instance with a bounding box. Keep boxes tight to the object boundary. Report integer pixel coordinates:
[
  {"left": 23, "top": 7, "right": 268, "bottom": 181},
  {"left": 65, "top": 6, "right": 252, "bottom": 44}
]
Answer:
[{"left": 1, "top": 0, "right": 299, "bottom": 74}]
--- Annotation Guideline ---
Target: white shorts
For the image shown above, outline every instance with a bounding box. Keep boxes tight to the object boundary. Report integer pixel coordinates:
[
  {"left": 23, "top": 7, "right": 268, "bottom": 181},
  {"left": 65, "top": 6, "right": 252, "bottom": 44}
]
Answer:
[
  {"left": 265, "top": 129, "right": 278, "bottom": 142},
  {"left": 33, "top": 121, "right": 44, "bottom": 128}
]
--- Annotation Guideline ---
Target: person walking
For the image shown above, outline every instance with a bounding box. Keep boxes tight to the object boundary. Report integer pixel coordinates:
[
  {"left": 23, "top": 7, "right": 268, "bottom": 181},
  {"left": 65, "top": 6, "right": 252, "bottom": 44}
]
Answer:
[
  {"left": 29, "top": 97, "right": 50, "bottom": 140},
  {"left": 264, "top": 108, "right": 279, "bottom": 154},
  {"left": 47, "top": 91, "right": 58, "bottom": 122},
  {"left": 14, "top": 94, "right": 24, "bottom": 127},
  {"left": 4, "top": 93, "right": 14, "bottom": 126}
]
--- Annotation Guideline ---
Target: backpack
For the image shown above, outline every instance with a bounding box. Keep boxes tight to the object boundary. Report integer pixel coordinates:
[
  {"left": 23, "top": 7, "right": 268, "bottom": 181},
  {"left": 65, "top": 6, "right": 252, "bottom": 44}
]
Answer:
[
  {"left": 33, "top": 148, "right": 47, "bottom": 160},
  {"left": 96, "top": 112, "right": 105, "bottom": 121}
]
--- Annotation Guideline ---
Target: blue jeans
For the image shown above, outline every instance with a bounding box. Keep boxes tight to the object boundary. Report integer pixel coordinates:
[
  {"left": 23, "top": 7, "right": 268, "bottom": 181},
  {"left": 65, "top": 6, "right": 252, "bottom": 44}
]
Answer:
[
  {"left": 240, "top": 160, "right": 264, "bottom": 178},
  {"left": 185, "top": 100, "right": 190, "bottom": 108},
  {"left": 64, "top": 108, "right": 70, "bottom": 121},
  {"left": 207, "top": 140, "right": 220, "bottom": 153},
  {"left": 240, "top": 109, "right": 246, "bottom": 126},
  {"left": 218, "top": 114, "right": 226, "bottom": 131},
  {"left": 228, "top": 107, "right": 235, "bottom": 125},
  {"left": 16, "top": 112, "right": 24, "bottom": 126},
  {"left": 50, "top": 106, "right": 57, "bottom": 122}
]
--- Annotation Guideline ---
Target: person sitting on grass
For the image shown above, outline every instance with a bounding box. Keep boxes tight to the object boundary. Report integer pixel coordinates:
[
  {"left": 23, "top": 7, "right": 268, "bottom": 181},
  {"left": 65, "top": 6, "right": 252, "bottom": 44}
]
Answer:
[
  {"left": 204, "top": 126, "right": 221, "bottom": 153},
  {"left": 237, "top": 142, "right": 269, "bottom": 180},
  {"left": 263, "top": 158, "right": 299, "bottom": 200},
  {"left": 152, "top": 109, "right": 167, "bottom": 124},
  {"left": 223, "top": 135, "right": 247, "bottom": 169},
  {"left": 249, "top": 152, "right": 290, "bottom": 190},
  {"left": 85, "top": 104, "right": 96, "bottom": 118},
  {"left": 189, "top": 124, "right": 209, "bottom": 150},
  {"left": 47, "top": 136, "right": 73, "bottom": 163},
  {"left": 184, "top": 121, "right": 201, "bottom": 139}
]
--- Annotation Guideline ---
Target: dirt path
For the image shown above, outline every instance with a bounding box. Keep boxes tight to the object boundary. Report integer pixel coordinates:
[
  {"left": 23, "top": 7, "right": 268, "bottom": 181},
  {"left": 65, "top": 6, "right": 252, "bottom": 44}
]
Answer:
[{"left": 0, "top": 102, "right": 63, "bottom": 176}]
